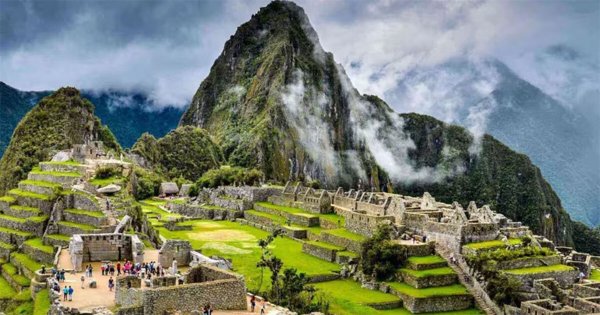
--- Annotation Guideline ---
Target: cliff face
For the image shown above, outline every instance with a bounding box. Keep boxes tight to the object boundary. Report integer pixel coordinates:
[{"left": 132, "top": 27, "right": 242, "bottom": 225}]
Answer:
[
  {"left": 0, "top": 87, "right": 120, "bottom": 193},
  {"left": 180, "top": 1, "right": 573, "bottom": 245}
]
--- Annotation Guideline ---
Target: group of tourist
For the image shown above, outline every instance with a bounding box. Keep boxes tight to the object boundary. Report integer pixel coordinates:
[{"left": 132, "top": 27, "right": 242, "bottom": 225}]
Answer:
[
  {"left": 49, "top": 267, "right": 67, "bottom": 282},
  {"left": 249, "top": 295, "right": 267, "bottom": 314},
  {"left": 50, "top": 280, "right": 75, "bottom": 302}
]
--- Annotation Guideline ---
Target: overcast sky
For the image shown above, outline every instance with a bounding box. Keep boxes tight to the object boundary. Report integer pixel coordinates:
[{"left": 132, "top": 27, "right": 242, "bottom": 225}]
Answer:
[{"left": 1, "top": 0, "right": 598, "bottom": 113}]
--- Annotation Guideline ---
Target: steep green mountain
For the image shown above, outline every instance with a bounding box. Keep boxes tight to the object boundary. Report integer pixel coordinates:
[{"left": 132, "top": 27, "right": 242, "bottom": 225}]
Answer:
[
  {"left": 0, "top": 82, "right": 183, "bottom": 155},
  {"left": 180, "top": 1, "right": 579, "bottom": 246},
  {"left": 131, "top": 126, "right": 223, "bottom": 181},
  {"left": 0, "top": 87, "right": 120, "bottom": 193}
]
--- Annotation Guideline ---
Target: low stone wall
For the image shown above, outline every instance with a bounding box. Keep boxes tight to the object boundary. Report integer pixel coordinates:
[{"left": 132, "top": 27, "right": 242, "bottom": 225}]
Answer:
[
  {"left": 62, "top": 211, "right": 106, "bottom": 227},
  {"left": 253, "top": 204, "right": 320, "bottom": 227},
  {"left": 18, "top": 182, "right": 58, "bottom": 196},
  {"left": 0, "top": 245, "right": 13, "bottom": 261},
  {"left": 0, "top": 229, "right": 31, "bottom": 246},
  {"left": 40, "top": 162, "right": 86, "bottom": 173},
  {"left": 28, "top": 172, "right": 79, "bottom": 189},
  {"left": 0, "top": 216, "right": 46, "bottom": 236},
  {"left": 9, "top": 194, "right": 54, "bottom": 214},
  {"left": 406, "top": 260, "right": 447, "bottom": 271},
  {"left": 58, "top": 223, "right": 100, "bottom": 235},
  {"left": 574, "top": 297, "right": 600, "bottom": 314},
  {"left": 506, "top": 268, "right": 579, "bottom": 288},
  {"left": 392, "top": 291, "right": 472, "bottom": 313},
  {"left": 320, "top": 231, "right": 362, "bottom": 253},
  {"left": 22, "top": 242, "right": 55, "bottom": 264},
  {"left": 306, "top": 273, "right": 340, "bottom": 283},
  {"left": 573, "top": 283, "right": 600, "bottom": 298},
  {"left": 399, "top": 271, "right": 457, "bottom": 289},
  {"left": 210, "top": 195, "right": 253, "bottom": 211},
  {"left": 238, "top": 218, "right": 307, "bottom": 239},
  {"left": 461, "top": 223, "right": 498, "bottom": 243},
  {"left": 71, "top": 192, "right": 100, "bottom": 211},
  {"left": 496, "top": 255, "right": 562, "bottom": 270},
  {"left": 302, "top": 242, "right": 338, "bottom": 262},
  {"left": 319, "top": 218, "right": 341, "bottom": 230},
  {"left": 367, "top": 300, "right": 403, "bottom": 310},
  {"left": 397, "top": 242, "right": 435, "bottom": 257}
]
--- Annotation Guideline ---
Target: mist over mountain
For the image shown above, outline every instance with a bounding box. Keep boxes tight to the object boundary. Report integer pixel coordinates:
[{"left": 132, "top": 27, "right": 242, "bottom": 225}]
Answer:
[
  {"left": 0, "top": 82, "right": 183, "bottom": 155},
  {"left": 381, "top": 59, "right": 599, "bottom": 226}
]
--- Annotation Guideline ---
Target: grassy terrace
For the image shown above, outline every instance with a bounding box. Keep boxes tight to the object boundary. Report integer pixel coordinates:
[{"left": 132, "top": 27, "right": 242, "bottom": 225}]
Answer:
[
  {"left": 45, "top": 234, "right": 71, "bottom": 242},
  {"left": 41, "top": 160, "right": 82, "bottom": 166},
  {"left": 388, "top": 282, "right": 469, "bottom": 298},
  {"left": 504, "top": 264, "right": 575, "bottom": 275},
  {"left": 58, "top": 221, "right": 98, "bottom": 231},
  {"left": 464, "top": 238, "right": 522, "bottom": 250},
  {"left": 0, "top": 241, "right": 15, "bottom": 251},
  {"left": 400, "top": 267, "right": 456, "bottom": 278},
  {"left": 3, "top": 263, "right": 31, "bottom": 287},
  {"left": 591, "top": 269, "right": 600, "bottom": 282},
  {"left": 89, "top": 176, "right": 125, "bottom": 187},
  {"left": 0, "top": 226, "right": 33, "bottom": 237},
  {"left": 24, "top": 238, "right": 54, "bottom": 254},
  {"left": 255, "top": 202, "right": 345, "bottom": 225},
  {"left": 10, "top": 205, "right": 41, "bottom": 215},
  {"left": 322, "top": 228, "right": 366, "bottom": 241},
  {"left": 34, "top": 289, "right": 50, "bottom": 315},
  {"left": 65, "top": 208, "right": 105, "bottom": 218},
  {"left": 139, "top": 200, "right": 182, "bottom": 221},
  {"left": 29, "top": 169, "right": 81, "bottom": 177},
  {"left": 0, "top": 274, "right": 16, "bottom": 299},
  {"left": 9, "top": 189, "right": 52, "bottom": 200},
  {"left": 305, "top": 240, "right": 344, "bottom": 251},
  {"left": 407, "top": 255, "right": 446, "bottom": 266},
  {"left": 245, "top": 210, "right": 307, "bottom": 231},
  {"left": 0, "top": 213, "right": 48, "bottom": 224},
  {"left": 19, "top": 180, "right": 62, "bottom": 189},
  {"left": 0, "top": 196, "right": 16, "bottom": 203},
  {"left": 155, "top": 219, "right": 339, "bottom": 291},
  {"left": 10, "top": 253, "right": 43, "bottom": 274}
]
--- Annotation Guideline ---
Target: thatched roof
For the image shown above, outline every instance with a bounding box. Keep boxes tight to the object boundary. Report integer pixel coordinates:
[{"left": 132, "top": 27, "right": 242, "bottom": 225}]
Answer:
[{"left": 160, "top": 182, "right": 179, "bottom": 195}]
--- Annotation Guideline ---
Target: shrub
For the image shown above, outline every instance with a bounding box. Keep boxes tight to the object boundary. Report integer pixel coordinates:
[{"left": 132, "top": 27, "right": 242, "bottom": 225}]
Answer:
[
  {"left": 95, "top": 166, "right": 120, "bottom": 179},
  {"left": 359, "top": 224, "right": 406, "bottom": 281},
  {"left": 132, "top": 167, "right": 162, "bottom": 200},
  {"left": 196, "top": 166, "right": 264, "bottom": 188}
]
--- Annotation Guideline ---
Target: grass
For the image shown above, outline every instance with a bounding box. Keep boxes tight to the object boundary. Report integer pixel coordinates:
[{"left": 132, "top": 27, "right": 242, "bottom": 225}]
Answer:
[
  {"left": 58, "top": 221, "right": 98, "bottom": 231},
  {"left": 42, "top": 160, "right": 81, "bottom": 166},
  {"left": 89, "top": 176, "right": 124, "bottom": 187},
  {"left": 155, "top": 219, "right": 339, "bottom": 291},
  {"left": 400, "top": 267, "right": 456, "bottom": 278},
  {"left": 255, "top": 202, "right": 346, "bottom": 225},
  {"left": 0, "top": 214, "right": 26, "bottom": 223},
  {"left": 45, "top": 234, "right": 71, "bottom": 242},
  {"left": 591, "top": 269, "right": 600, "bottom": 282},
  {"left": 322, "top": 228, "right": 366, "bottom": 242},
  {"left": 64, "top": 208, "right": 105, "bottom": 218},
  {"left": 504, "top": 264, "right": 575, "bottom": 275},
  {"left": 29, "top": 169, "right": 81, "bottom": 177},
  {"left": 139, "top": 200, "right": 182, "bottom": 221},
  {"left": 464, "top": 238, "right": 522, "bottom": 250},
  {"left": 305, "top": 240, "right": 344, "bottom": 251},
  {"left": 0, "top": 196, "right": 16, "bottom": 203},
  {"left": 0, "top": 227, "right": 33, "bottom": 237},
  {"left": 388, "top": 282, "right": 469, "bottom": 298},
  {"left": 19, "top": 180, "right": 61, "bottom": 189},
  {"left": 34, "top": 289, "right": 50, "bottom": 315},
  {"left": 0, "top": 275, "right": 17, "bottom": 299},
  {"left": 10, "top": 253, "right": 43, "bottom": 274},
  {"left": 8, "top": 189, "right": 52, "bottom": 201},
  {"left": 24, "top": 238, "right": 54, "bottom": 254},
  {"left": 3, "top": 263, "right": 31, "bottom": 287},
  {"left": 0, "top": 241, "right": 15, "bottom": 251},
  {"left": 11, "top": 301, "right": 34, "bottom": 315},
  {"left": 9, "top": 205, "right": 41, "bottom": 215},
  {"left": 407, "top": 255, "right": 447, "bottom": 266}
]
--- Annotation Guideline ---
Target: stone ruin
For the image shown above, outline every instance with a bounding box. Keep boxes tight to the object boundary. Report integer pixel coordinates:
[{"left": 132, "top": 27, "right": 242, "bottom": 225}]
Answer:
[
  {"left": 268, "top": 182, "right": 332, "bottom": 214},
  {"left": 68, "top": 233, "right": 144, "bottom": 272},
  {"left": 114, "top": 264, "right": 247, "bottom": 314},
  {"left": 157, "top": 239, "right": 192, "bottom": 270}
]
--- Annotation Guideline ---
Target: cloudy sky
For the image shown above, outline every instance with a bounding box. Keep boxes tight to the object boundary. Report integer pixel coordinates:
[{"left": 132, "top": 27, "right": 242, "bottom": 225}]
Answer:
[{"left": 1, "top": 0, "right": 598, "bottom": 115}]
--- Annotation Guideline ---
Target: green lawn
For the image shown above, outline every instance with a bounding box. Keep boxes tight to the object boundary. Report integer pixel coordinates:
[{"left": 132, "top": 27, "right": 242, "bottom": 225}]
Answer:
[
  {"left": 64, "top": 208, "right": 105, "bottom": 218},
  {"left": 34, "top": 289, "right": 50, "bottom": 315},
  {"left": 400, "top": 267, "right": 456, "bottom": 278},
  {"left": 0, "top": 275, "right": 16, "bottom": 299},
  {"left": 3, "top": 263, "right": 31, "bottom": 287},
  {"left": 156, "top": 219, "right": 339, "bottom": 291},
  {"left": 0, "top": 227, "right": 33, "bottom": 237},
  {"left": 590, "top": 269, "right": 600, "bottom": 282},
  {"left": 255, "top": 202, "right": 346, "bottom": 226},
  {"left": 29, "top": 169, "right": 81, "bottom": 177},
  {"left": 407, "top": 255, "right": 447, "bottom": 266},
  {"left": 0, "top": 196, "right": 16, "bottom": 203},
  {"left": 19, "top": 180, "right": 61, "bottom": 189},
  {"left": 8, "top": 189, "right": 52, "bottom": 200},
  {"left": 139, "top": 200, "right": 182, "bottom": 221},
  {"left": 322, "top": 228, "right": 366, "bottom": 242},
  {"left": 504, "top": 264, "right": 575, "bottom": 275},
  {"left": 388, "top": 282, "right": 469, "bottom": 298},
  {"left": 10, "top": 205, "right": 41, "bottom": 215},
  {"left": 89, "top": 176, "right": 125, "bottom": 187},
  {"left": 304, "top": 240, "right": 344, "bottom": 251},
  {"left": 42, "top": 160, "right": 82, "bottom": 166},
  {"left": 0, "top": 241, "right": 15, "bottom": 251},
  {"left": 24, "top": 238, "right": 54, "bottom": 254},
  {"left": 464, "top": 238, "right": 522, "bottom": 250},
  {"left": 45, "top": 234, "right": 71, "bottom": 242},
  {"left": 10, "top": 253, "right": 43, "bottom": 274}
]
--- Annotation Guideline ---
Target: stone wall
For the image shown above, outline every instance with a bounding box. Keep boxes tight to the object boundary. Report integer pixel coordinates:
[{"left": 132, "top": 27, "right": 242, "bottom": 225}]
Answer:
[
  {"left": 239, "top": 218, "right": 307, "bottom": 239},
  {"left": 158, "top": 240, "right": 191, "bottom": 267},
  {"left": 69, "top": 233, "right": 139, "bottom": 271},
  {"left": 62, "top": 211, "right": 106, "bottom": 227},
  {"left": 393, "top": 292, "right": 472, "bottom": 313},
  {"left": 0, "top": 216, "right": 46, "bottom": 236},
  {"left": 506, "top": 268, "right": 579, "bottom": 288},
  {"left": 115, "top": 276, "right": 143, "bottom": 307},
  {"left": 320, "top": 231, "right": 362, "bottom": 253},
  {"left": 253, "top": 203, "right": 320, "bottom": 227},
  {"left": 399, "top": 270, "right": 457, "bottom": 289},
  {"left": 302, "top": 242, "right": 338, "bottom": 262},
  {"left": 336, "top": 207, "right": 394, "bottom": 237},
  {"left": 496, "top": 255, "right": 562, "bottom": 270},
  {"left": 215, "top": 186, "right": 280, "bottom": 202}
]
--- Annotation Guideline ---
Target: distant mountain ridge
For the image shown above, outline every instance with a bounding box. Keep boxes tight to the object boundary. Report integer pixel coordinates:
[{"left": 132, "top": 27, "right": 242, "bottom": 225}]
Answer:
[
  {"left": 0, "top": 82, "right": 184, "bottom": 155},
  {"left": 180, "top": 0, "right": 578, "bottom": 245}
]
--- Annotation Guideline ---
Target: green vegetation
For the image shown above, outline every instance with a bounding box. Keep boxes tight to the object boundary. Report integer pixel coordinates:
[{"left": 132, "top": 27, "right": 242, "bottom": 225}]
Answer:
[
  {"left": 132, "top": 126, "right": 223, "bottom": 181},
  {"left": 19, "top": 180, "right": 61, "bottom": 189},
  {"left": 0, "top": 274, "right": 17, "bottom": 299},
  {"left": 45, "top": 234, "right": 71, "bottom": 242},
  {"left": 400, "top": 267, "right": 455, "bottom": 278},
  {"left": 0, "top": 87, "right": 120, "bottom": 194},
  {"left": 42, "top": 160, "right": 82, "bottom": 166},
  {"left": 90, "top": 176, "right": 125, "bottom": 187},
  {"left": 388, "top": 282, "right": 468, "bottom": 298},
  {"left": 255, "top": 202, "right": 345, "bottom": 226},
  {"left": 0, "top": 196, "right": 16, "bottom": 203},
  {"left": 10, "top": 253, "right": 43, "bottom": 274},
  {"left": 29, "top": 169, "right": 80, "bottom": 177},
  {"left": 9, "top": 205, "right": 41, "bottom": 215},
  {"left": 0, "top": 227, "right": 33, "bottom": 237},
  {"left": 464, "top": 239, "right": 522, "bottom": 250},
  {"left": 360, "top": 225, "right": 407, "bottom": 281},
  {"left": 323, "top": 228, "right": 365, "bottom": 242},
  {"left": 0, "top": 241, "right": 15, "bottom": 250},
  {"left": 64, "top": 208, "right": 105, "bottom": 218},
  {"left": 57, "top": 221, "right": 98, "bottom": 231},
  {"left": 590, "top": 269, "right": 600, "bottom": 281},
  {"left": 407, "top": 255, "right": 446, "bottom": 266},
  {"left": 33, "top": 289, "right": 50, "bottom": 315},
  {"left": 504, "top": 264, "right": 575, "bottom": 275},
  {"left": 465, "top": 245, "right": 556, "bottom": 272},
  {"left": 195, "top": 165, "right": 263, "bottom": 189},
  {"left": 24, "top": 238, "right": 54, "bottom": 254},
  {"left": 572, "top": 222, "right": 600, "bottom": 255},
  {"left": 304, "top": 240, "right": 344, "bottom": 251},
  {"left": 132, "top": 167, "right": 163, "bottom": 200},
  {"left": 8, "top": 189, "right": 52, "bottom": 200},
  {"left": 3, "top": 263, "right": 31, "bottom": 287}
]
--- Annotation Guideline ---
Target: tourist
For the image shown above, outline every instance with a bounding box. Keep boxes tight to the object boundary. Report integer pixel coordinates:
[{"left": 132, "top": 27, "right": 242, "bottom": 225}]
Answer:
[
  {"left": 127, "top": 280, "right": 132, "bottom": 289},
  {"left": 60, "top": 269, "right": 66, "bottom": 282},
  {"left": 62, "top": 286, "right": 68, "bottom": 301},
  {"left": 68, "top": 286, "right": 74, "bottom": 301},
  {"left": 89, "top": 265, "right": 93, "bottom": 277},
  {"left": 116, "top": 262, "right": 121, "bottom": 276},
  {"left": 108, "top": 277, "right": 114, "bottom": 291},
  {"left": 579, "top": 271, "right": 586, "bottom": 283},
  {"left": 41, "top": 264, "right": 46, "bottom": 274},
  {"left": 260, "top": 299, "right": 267, "bottom": 315},
  {"left": 110, "top": 264, "right": 115, "bottom": 276},
  {"left": 250, "top": 294, "right": 256, "bottom": 312},
  {"left": 81, "top": 275, "right": 85, "bottom": 289}
]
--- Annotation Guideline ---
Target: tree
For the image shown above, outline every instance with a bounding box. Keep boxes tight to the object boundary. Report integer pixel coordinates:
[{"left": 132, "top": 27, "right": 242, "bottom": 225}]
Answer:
[{"left": 359, "top": 224, "right": 407, "bottom": 281}]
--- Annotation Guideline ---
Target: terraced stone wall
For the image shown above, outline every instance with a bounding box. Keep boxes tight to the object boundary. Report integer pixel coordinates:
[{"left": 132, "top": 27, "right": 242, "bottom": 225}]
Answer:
[
  {"left": 495, "top": 255, "right": 562, "bottom": 270},
  {"left": 341, "top": 209, "right": 395, "bottom": 237},
  {"left": 508, "top": 269, "right": 579, "bottom": 288},
  {"left": 397, "top": 293, "right": 473, "bottom": 313},
  {"left": 302, "top": 242, "right": 338, "bottom": 262},
  {"left": 461, "top": 223, "right": 498, "bottom": 243}
]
